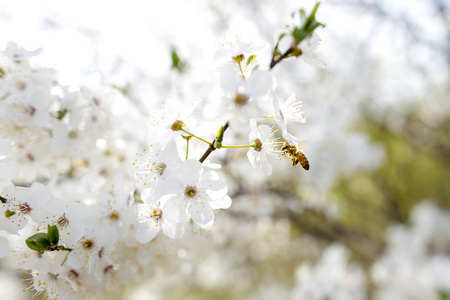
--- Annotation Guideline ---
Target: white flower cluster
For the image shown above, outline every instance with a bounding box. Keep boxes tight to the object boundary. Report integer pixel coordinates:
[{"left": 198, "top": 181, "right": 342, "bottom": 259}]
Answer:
[
  {"left": 372, "top": 201, "right": 450, "bottom": 300},
  {"left": 287, "top": 202, "right": 450, "bottom": 300},
  {"left": 0, "top": 5, "right": 324, "bottom": 297},
  {"left": 290, "top": 243, "right": 366, "bottom": 300}
]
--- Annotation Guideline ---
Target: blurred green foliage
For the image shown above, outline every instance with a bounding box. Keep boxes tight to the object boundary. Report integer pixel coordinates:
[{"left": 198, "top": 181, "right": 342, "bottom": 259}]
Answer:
[{"left": 331, "top": 110, "right": 450, "bottom": 261}]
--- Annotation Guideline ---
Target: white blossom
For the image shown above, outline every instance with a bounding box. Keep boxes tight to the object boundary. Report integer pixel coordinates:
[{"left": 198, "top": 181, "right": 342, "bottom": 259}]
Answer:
[{"left": 247, "top": 119, "right": 281, "bottom": 175}]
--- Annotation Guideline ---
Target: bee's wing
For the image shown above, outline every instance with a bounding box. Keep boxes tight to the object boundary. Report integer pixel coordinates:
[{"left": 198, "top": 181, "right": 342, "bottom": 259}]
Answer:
[{"left": 297, "top": 140, "right": 309, "bottom": 148}]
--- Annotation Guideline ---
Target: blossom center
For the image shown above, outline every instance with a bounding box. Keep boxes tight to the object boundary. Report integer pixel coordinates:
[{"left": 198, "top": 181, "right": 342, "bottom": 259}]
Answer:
[
  {"left": 171, "top": 120, "right": 186, "bottom": 131},
  {"left": 19, "top": 202, "right": 32, "bottom": 214},
  {"left": 184, "top": 186, "right": 197, "bottom": 198},
  {"left": 253, "top": 138, "right": 263, "bottom": 152},
  {"left": 109, "top": 211, "right": 120, "bottom": 221},
  {"left": 82, "top": 239, "right": 94, "bottom": 250},
  {"left": 234, "top": 93, "right": 249, "bottom": 107},
  {"left": 150, "top": 208, "right": 163, "bottom": 219}
]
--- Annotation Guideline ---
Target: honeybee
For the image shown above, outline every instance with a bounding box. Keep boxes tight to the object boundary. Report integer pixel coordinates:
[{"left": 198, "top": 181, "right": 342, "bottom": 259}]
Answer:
[{"left": 280, "top": 142, "right": 310, "bottom": 170}]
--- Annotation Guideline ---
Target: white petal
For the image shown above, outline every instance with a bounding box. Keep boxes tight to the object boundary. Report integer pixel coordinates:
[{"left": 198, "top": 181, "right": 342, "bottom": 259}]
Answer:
[
  {"left": 0, "top": 139, "right": 12, "bottom": 156},
  {"left": 136, "top": 221, "right": 160, "bottom": 244},
  {"left": 161, "top": 140, "right": 180, "bottom": 163},
  {"left": 247, "top": 149, "right": 258, "bottom": 167},
  {"left": 282, "top": 130, "right": 300, "bottom": 145},
  {"left": 259, "top": 125, "right": 273, "bottom": 140},
  {"left": 181, "top": 159, "right": 202, "bottom": 186},
  {"left": 61, "top": 223, "right": 85, "bottom": 246},
  {"left": 0, "top": 236, "right": 10, "bottom": 258},
  {"left": 163, "top": 196, "right": 188, "bottom": 223},
  {"left": 302, "top": 55, "right": 327, "bottom": 69},
  {"left": 161, "top": 219, "right": 185, "bottom": 239},
  {"left": 219, "top": 63, "right": 243, "bottom": 93},
  {"left": 188, "top": 199, "right": 214, "bottom": 225},
  {"left": 98, "top": 227, "right": 118, "bottom": 246},
  {"left": 260, "top": 152, "right": 273, "bottom": 175},
  {"left": 210, "top": 195, "right": 232, "bottom": 210},
  {"left": 0, "top": 157, "right": 18, "bottom": 180},
  {"left": 67, "top": 250, "right": 88, "bottom": 269},
  {"left": 201, "top": 170, "right": 220, "bottom": 181},
  {"left": 245, "top": 70, "right": 273, "bottom": 97},
  {"left": 199, "top": 179, "right": 226, "bottom": 192}
]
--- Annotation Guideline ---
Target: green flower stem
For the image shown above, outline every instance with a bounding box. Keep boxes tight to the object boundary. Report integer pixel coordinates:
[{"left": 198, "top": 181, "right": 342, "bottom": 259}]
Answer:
[
  {"left": 270, "top": 47, "right": 295, "bottom": 69},
  {"left": 186, "top": 138, "right": 190, "bottom": 160},
  {"left": 180, "top": 129, "right": 211, "bottom": 145},
  {"left": 237, "top": 61, "right": 246, "bottom": 79},
  {"left": 219, "top": 145, "right": 254, "bottom": 149},
  {"left": 60, "top": 248, "right": 72, "bottom": 266}
]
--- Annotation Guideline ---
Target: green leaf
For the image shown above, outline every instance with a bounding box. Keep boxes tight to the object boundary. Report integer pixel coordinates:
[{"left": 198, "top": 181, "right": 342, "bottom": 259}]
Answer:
[
  {"left": 26, "top": 233, "right": 51, "bottom": 254},
  {"left": 0, "top": 195, "right": 7, "bottom": 203},
  {"left": 245, "top": 55, "right": 257, "bottom": 66},
  {"left": 0, "top": 67, "right": 5, "bottom": 77},
  {"left": 171, "top": 47, "right": 187, "bottom": 72},
  {"left": 292, "top": 2, "right": 325, "bottom": 44},
  {"left": 47, "top": 225, "right": 59, "bottom": 246},
  {"left": 439, "top": 291, "right": 450, "bottom": 300},
  {"left": 293, "top": 28, "right": 309, "bottom": 44},
  {"left": 4, "top": 209, "right": 15, "bottom": 218}
]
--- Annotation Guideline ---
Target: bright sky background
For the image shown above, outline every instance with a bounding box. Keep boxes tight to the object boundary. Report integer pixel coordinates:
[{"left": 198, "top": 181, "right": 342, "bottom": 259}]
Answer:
[{"left": 0, "top": 0, "right": 447, "bottom": 105}]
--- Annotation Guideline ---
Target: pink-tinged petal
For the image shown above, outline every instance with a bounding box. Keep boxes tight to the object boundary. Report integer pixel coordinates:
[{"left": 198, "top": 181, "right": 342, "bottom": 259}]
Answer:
[
  {"left": 188, "top": 199, "right": 214, "bottom": 225},
  {"left": 210, "top": 195, "right": 232, "bottom": 210},
  {"left": 163, "top": 196, "right": 188, "bottom": 224},
  {"left": 136, "top": 221, "right": 160, "bottom": 244},
  {"left": 245, "top": 70, "right": 273, "bottom": 97}
]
